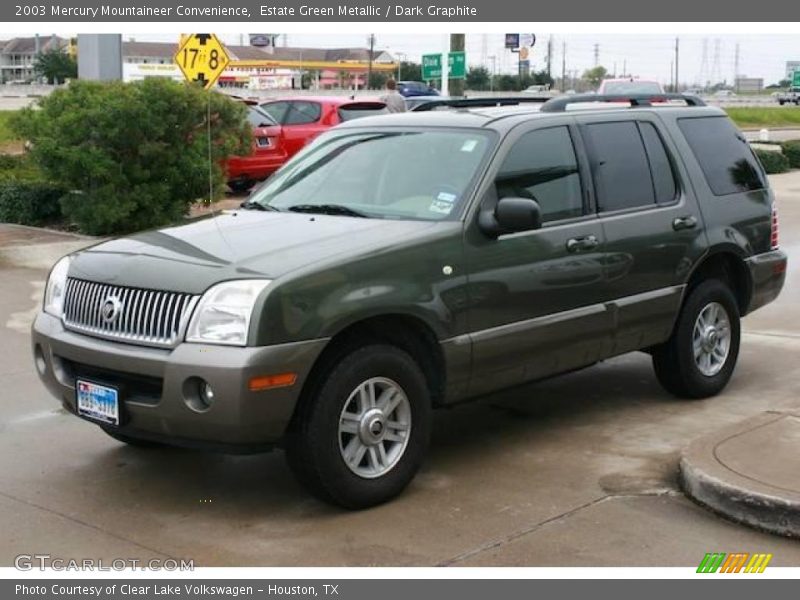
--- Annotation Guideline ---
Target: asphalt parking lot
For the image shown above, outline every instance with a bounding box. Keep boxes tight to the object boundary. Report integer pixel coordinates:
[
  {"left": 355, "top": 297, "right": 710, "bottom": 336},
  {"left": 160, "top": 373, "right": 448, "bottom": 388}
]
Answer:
[{"left": 2, "top": 174, "right": 800, "bottom": 568}]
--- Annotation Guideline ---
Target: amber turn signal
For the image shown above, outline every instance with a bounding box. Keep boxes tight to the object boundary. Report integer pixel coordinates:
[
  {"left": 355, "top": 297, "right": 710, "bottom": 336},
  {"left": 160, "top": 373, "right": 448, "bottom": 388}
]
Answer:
[{"left": 248, "top": 373, "right": 297, "bottom": 391}]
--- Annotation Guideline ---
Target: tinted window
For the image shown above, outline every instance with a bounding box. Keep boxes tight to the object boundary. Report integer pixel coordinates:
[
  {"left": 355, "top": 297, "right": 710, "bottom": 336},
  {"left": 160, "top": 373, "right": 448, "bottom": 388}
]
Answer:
[
  {"left": 285, "top": 101, "right": 322, "bottom": 125},
  {"left": 585, "top": 121, "right": 655, "bottom": 211},
  {"left": 247, "top": 106, "right": 277, "bottom": 128},
  {"left": 260, "top": 101, "right": 290, "bottom": 123},
  {"left": 495, "top": 127, "right": 584, "bottom": 223},
  {"left": 678, "top": 116, "right": 765, "bottom": 195},
  {"left": 639, "top": 122, "right": 677, "bottom": 203}
]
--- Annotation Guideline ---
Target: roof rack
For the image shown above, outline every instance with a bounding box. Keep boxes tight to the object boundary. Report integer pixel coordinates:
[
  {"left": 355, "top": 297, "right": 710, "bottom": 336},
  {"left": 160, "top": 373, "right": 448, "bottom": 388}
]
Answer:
[
  {"left": 540, "top": 93, "right": 706, "bottom": 112},
  {"left": 411, "top": 96, "right": 552, "bottom": 112}
]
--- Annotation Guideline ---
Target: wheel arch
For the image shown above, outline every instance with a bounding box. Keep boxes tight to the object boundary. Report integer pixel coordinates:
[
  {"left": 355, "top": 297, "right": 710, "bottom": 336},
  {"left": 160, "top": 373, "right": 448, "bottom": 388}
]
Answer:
[
  {"left": 685, "top": 247, "right": 753, "bottom": 316},
  {"left": 291, "top": 313, "right": 447, "bottom": 429}
]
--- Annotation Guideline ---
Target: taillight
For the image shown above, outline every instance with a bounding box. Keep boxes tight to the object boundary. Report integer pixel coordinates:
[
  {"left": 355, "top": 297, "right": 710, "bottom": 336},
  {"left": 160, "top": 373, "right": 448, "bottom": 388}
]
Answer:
[{"left": 771, "top": 204, "right": 779, "bottom": 250}]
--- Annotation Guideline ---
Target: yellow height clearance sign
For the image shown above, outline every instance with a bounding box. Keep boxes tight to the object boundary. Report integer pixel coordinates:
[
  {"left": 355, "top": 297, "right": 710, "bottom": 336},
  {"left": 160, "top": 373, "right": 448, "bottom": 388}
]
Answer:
[{"left": 174, "top": 34, "right": 230, "bottom": 89}]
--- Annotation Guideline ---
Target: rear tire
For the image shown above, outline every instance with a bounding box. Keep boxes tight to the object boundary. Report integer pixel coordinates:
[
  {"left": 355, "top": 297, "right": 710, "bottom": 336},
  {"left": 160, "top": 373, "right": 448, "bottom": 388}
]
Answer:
[
  {"left": 652, "top": 279, "right": 741, "bottom": 399},
  {"left": 285, "top": 344, "right": 431, "bottom": 509},
  {"left": 228, "top": 179, "right": 254, "bottom": 194}
]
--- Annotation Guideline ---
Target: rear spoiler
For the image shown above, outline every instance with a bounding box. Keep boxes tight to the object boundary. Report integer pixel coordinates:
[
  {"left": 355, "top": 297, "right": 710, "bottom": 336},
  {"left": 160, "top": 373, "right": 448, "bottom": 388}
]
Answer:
[{"left": 411, "top": 96, "right": 552, "bottom": 111}]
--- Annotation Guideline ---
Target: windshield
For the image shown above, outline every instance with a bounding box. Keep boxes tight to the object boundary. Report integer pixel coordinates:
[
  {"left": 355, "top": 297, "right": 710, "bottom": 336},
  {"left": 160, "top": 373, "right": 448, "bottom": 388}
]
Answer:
[
  {"left": 602, "top": 81, "right": 663, "bottom": 95},
  {"left": 249, "top": 129, "right": 494, "bottom": 221}
]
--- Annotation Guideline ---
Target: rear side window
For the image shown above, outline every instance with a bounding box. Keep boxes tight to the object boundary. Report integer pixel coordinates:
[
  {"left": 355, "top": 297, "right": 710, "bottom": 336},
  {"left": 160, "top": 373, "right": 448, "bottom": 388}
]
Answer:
[
  {"left": 495, "top": 126, "right": 584, "bottom": 223},
  {"left": 285, "top": 101, "right": 322, "bottom": 125},
  {"left": 677, "top": 116, "right": 765, "bottom": 195},
  {"left": 639, "top": 122, "right": 678, "bottom": 203},
  {"left": 584, "top": 121, "right": 656, "bottom": 212}
]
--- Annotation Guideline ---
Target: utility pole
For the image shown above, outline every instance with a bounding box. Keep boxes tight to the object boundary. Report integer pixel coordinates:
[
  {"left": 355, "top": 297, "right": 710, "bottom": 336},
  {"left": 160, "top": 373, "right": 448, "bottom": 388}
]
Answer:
[
  {"left": 674, "top": 37, "right": 680, "bottom": 92},
  {"left": 367, "top": 33, "right": 375, "bottom": 90},
  {"left": 449, "top": 33, "right": 465, "bottom": 97},
  {"left": 734, "top": 42, "right": 740, "bottom": 93},
  {"left": 546, "top": 35, "right": 553, "bottom": 79},
  {"left": 488, "top": 55, "right": 496, "bottom": 92},
  {"left": 593, "top": 43, "right": 599, "bottom": 67},
  {"left": 622, "top": 59, "right": 626, "bottom": 78},
  {"left": 561, "top": 41, "right": 566, "bottom": 92}
]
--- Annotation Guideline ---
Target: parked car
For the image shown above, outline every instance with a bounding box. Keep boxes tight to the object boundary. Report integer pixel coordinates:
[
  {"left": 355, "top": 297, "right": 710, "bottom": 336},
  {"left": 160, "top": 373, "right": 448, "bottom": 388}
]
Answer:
[
  {"left": 404, "top": 95, "right": 459, "bottom": 111},
  {"left": 396, "top": 81, "right": 440, "bottom": 97},
  {"left": 33, "top": 93, "right": 786, "bottom": 508},
  {"left": 224, "top": 100, "right": 287, "bottom": 193},
  {"left": 597, "top": 78, "right": 664, "bottom": 95},
  {"left": 777, "top": 87, "right": 800, "bottom": 105},
  {"left": 259, "top": 96, "right": 388, "bottom": 160}
]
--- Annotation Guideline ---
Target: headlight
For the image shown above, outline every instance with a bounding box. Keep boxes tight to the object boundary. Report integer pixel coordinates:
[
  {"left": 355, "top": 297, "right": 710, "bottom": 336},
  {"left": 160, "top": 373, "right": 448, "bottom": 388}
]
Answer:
[
  {"left": 43, "top": 256, "right": 71, "bottom": 318},
  {"left": 185, "top": 280, "right": 271, "bottom": 346}
]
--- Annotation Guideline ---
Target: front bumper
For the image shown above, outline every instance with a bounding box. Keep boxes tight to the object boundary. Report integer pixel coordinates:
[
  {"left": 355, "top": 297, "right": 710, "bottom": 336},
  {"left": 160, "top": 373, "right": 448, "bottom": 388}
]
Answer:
[
  {"left": 744, "top": 249, "right": 788, "bottom": 315},
  {"left": 31, "top": 312, "right": 328, "bottom": 451}
]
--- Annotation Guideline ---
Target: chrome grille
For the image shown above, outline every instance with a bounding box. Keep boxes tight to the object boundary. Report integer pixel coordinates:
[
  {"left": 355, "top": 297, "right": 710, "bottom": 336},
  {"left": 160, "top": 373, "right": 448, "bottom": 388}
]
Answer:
[{"left": 62, "top": 278, "right": 200, "bottom": 348}]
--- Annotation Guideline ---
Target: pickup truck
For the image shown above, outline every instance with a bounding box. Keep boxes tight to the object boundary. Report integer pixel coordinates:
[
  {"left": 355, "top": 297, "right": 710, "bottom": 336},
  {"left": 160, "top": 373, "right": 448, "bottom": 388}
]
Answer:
[{"left": 777, "top": 87, "right": 800, "bottom": 105}]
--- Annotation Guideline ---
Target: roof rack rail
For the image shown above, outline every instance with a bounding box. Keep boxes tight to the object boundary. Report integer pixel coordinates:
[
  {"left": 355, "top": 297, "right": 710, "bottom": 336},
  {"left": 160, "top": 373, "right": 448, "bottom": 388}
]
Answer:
[
  {"left": 540, "top": 93, "right": 706, "bottom": 112},
  {"left": 412, "top": 96, "right": 551, "bottom": 111}
]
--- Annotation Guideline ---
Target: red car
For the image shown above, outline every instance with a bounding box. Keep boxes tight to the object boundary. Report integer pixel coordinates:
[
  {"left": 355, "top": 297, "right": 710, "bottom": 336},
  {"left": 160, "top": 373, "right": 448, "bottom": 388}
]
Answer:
[
  {"left": 225, "top": 100, "right": 288, "bottom": 193},
  {"left": 259, "top": 96, "right": 388, "bottom": 160}
]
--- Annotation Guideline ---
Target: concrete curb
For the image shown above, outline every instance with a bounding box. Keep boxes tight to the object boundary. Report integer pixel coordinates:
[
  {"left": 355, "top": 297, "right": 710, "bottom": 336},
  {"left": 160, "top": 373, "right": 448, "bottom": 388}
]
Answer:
[{"left": 680, "top": 411, "right": 800, "bottom": 538}]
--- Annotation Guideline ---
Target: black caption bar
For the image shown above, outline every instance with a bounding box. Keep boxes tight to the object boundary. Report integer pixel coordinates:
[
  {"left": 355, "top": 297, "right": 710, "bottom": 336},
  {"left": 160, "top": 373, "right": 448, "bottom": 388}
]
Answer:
[
  {"left": 2, "top": 0, "right": 798, "bottom": 21},
  {"left": 5, "top": 580, "right": 798, "bottom": 600}
]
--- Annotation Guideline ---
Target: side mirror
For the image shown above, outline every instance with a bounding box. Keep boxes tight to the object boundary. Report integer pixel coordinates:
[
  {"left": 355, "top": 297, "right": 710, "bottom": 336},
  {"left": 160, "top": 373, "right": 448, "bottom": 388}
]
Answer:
[{"left": 479, "top": 196, "right": 542, "bottom": 238}]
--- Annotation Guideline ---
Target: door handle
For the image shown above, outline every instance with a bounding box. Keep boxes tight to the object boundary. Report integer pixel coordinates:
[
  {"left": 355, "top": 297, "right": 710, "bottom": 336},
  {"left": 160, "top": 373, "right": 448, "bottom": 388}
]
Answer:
[
  {"left": 566, "top": 235, "right": 599, "bottom": 253},
  {"left": 672, "top": 215, "right": 698, "bottom": 231}
]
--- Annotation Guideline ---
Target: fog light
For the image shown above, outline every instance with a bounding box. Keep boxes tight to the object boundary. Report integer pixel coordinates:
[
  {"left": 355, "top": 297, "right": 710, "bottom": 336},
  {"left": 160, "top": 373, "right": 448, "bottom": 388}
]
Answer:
[
  {"left": 200, "top": 382, "right": 215, "bottom": 405},
  {"left": 183, "top": 377, "right": 215, "bottom": 413},
  {"left": 34, "top": 345, "right": 47, "bottom": 376}
]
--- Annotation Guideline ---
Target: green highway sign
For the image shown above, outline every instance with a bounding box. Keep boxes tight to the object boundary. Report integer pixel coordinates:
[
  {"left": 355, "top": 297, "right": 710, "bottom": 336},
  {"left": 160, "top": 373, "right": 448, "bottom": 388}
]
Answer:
[
  {"left": 421, "top": 51, "right": 466, "bottom": 80},
  {"left": 422, "top": 53, "right": 441, "bottom": 80},
  {"left": 448, "top": 51, "right": 466, "bottom": 79},
  {"left": 794, "top": 70, "right": 800, "bottom": 87}
]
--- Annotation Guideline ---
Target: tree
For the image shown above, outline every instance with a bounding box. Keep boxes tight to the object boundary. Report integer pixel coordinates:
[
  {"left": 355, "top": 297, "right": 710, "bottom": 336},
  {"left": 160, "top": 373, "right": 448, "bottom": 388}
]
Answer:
[
  {"left": 466, "top": 66, "right": 490, "bottom": 91},
  {"left": 368, "top": 71, "right": 389, "bottom": 90},
  {"left": 12, "top": 78, "right": 251, "bottom": 235},
  {"left": 582, "top": 65, "right": 608, "bottom": 89},
  {"left": 33, "top": 48, "right": 77, "bottom": 84},
  {"left": 398, "top": 61, "right": 421, "bottom": 82}
]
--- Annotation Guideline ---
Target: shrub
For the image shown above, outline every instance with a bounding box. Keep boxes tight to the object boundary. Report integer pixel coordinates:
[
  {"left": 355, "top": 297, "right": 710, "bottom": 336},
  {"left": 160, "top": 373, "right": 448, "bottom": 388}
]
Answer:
[
  {"left": 781, "top": 140, "right": 800, "bottom": 169},
  {"left": 753, "top": 148, "right": 790, "bottom": 174},
  {"left": 11, "top": 78, "right": 250, "bottom": 236},
  {"left": 0, "top": 153, "right": 44, "bottom": 182},
  {"left": 0, "top": 181, "right": 64, "bottom": 226}
]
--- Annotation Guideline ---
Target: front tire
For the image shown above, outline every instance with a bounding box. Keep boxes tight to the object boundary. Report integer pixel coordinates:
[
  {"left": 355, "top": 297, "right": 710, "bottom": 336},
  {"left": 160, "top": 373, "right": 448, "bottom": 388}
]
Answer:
[
  {"left": 285, "top": 344, "right": 431, "bottom": 509},
  {"left": 653, "top": 279, "right": 741, "bottom": 399}
]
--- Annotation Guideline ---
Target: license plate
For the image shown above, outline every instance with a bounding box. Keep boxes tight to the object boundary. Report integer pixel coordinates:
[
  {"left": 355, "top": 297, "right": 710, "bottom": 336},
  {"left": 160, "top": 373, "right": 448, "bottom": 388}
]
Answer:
[{"left": 76, "top": 380, "right": 119, "bottom": 426}]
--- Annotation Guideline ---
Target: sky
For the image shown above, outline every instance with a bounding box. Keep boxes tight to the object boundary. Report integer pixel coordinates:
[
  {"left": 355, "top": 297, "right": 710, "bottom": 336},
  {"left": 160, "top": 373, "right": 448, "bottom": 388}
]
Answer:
[{"left": 57, "top": 31, "right": 800, "bottom": 86}]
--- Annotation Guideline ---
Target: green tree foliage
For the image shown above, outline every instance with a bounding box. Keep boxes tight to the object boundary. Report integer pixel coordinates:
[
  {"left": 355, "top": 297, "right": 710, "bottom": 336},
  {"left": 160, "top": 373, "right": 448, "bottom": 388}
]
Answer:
[
  {"left": 12, "top": 78, "right": 250, "bottom": 235},
  {"left": 33, "top": 48, "right": 77, "bottom": 84},
  {"left": 398, "top": 61, "right": 422, "bottom": 83},
  {"left": 465, "top": 66, "right": 491, "bottom": 91},
  {"left": 582, "top": 65, "right": 609, "bottom": 89}
]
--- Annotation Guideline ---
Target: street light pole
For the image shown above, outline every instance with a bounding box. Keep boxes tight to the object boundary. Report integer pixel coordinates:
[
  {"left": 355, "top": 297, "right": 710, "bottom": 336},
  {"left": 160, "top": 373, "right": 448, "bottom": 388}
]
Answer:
[{"left": 488, "top": 55, "right": 496, "bottom": 92}]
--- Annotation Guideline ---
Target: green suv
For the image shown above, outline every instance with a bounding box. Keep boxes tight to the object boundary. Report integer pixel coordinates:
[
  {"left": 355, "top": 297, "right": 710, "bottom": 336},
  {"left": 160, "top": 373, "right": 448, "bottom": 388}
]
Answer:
[{"left": 32, "top": 94, "right": 787, "bottom": 508}]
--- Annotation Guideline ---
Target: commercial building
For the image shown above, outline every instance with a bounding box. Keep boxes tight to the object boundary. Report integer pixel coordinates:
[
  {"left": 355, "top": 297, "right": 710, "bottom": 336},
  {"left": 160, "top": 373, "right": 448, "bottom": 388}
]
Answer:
[
  {"left": 734, "top": 76, "right": 764, "bottom": 93},
  {"left": 0, "top": 35, "right": 67, "bottom": 82}
]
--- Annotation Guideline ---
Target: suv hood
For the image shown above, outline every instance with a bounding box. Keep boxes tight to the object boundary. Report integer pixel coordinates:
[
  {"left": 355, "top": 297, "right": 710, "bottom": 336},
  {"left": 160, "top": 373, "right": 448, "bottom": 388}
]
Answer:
[{"left": 69, "top": 210, "right": 443, "bottom": 294}]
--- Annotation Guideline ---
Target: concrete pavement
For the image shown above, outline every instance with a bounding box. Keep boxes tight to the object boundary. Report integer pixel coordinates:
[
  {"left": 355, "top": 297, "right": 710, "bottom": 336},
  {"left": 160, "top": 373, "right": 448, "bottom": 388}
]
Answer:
[{"left": 1, "top": 173, "right": 800, "bottom": 567}]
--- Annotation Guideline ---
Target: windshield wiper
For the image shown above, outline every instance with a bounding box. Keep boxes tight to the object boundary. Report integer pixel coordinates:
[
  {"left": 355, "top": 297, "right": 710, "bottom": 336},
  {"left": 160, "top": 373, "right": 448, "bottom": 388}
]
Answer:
[
  {"left": 287, "top": 204, "right": 369, "bottom": 218},
  {"left": 240, "top": 200, "right": 280, "bottom": 212}
]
